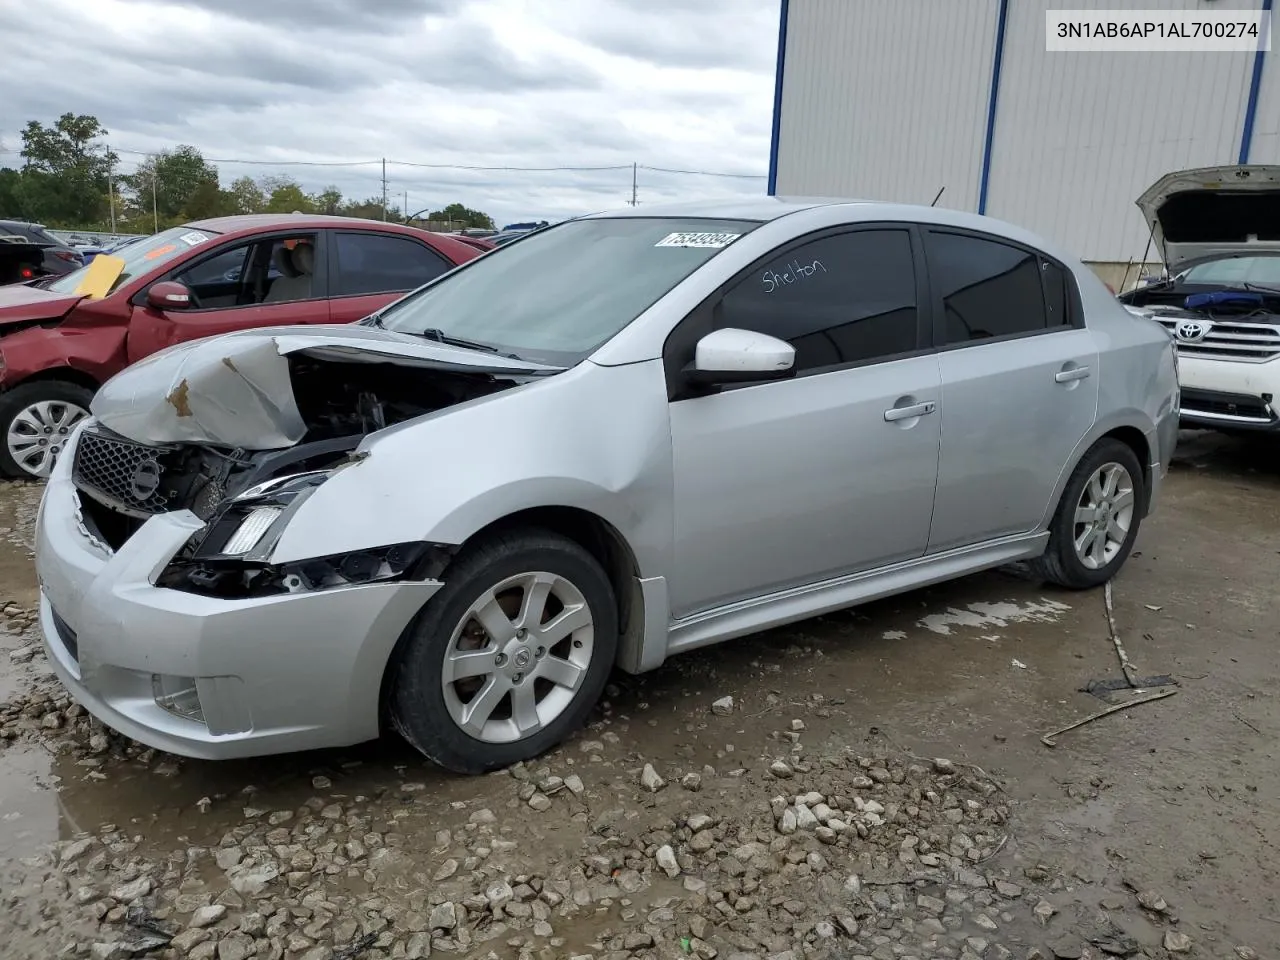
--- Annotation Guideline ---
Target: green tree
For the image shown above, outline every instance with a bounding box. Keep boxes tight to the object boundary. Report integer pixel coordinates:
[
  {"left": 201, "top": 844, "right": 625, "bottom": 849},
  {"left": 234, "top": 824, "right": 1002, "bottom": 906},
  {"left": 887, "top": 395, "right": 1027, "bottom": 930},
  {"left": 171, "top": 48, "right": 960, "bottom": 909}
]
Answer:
[
  {"left": 428, "top": 202, "right": 494, "bottom": 230},
  {"left": 0, "top": 168, "right": 23, "bottom": 219},
  {"left": 228, "top": 176, "right": 265, "bottom": 214},
  {"left": 125, "top": 146, "right": 220, "bottom": 223},
  {"left": 17, "top": 113, "right": 118, "bottom": 226},
  {"left": 338, "top": 196, "right": 387, "bottom": 220},
  {"left": 311, "top": 186, "right": 343, "bottom": 215},
  {"left": 261, "top": 176, "right": 315, "bottom": 214}
]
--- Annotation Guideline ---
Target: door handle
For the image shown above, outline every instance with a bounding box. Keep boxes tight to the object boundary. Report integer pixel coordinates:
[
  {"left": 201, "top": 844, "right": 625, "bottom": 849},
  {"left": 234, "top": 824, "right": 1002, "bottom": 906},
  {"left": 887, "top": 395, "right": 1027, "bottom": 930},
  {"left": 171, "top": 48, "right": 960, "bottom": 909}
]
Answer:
[
  {"left": 883, "top": 400, "right": 936, "bottom": 422},
  {"left": 1055, "top": 366, "right": 1091, "bottom": 383}
]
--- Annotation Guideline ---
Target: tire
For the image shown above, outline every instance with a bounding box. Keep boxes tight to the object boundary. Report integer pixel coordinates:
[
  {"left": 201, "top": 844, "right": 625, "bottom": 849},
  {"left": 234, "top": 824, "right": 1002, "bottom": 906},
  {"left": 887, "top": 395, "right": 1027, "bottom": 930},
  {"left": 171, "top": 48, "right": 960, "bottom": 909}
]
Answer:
[
  {"left": 1029, "top": 438, "right": 1145, "bottom": 590},
  {"left": 0, "top": 381, "right": 94, "bottom": 480},
  {"left": 388, "top": 527, "right": 618, "bottom": 774}
]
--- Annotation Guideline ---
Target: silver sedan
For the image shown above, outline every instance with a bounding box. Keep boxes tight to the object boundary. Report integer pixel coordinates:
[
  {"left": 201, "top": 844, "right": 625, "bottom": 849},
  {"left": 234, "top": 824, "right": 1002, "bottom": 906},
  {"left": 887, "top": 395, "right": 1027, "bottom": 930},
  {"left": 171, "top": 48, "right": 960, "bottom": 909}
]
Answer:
[{"left": 35, "top": 198, "right": 1179, "bottom": 773}]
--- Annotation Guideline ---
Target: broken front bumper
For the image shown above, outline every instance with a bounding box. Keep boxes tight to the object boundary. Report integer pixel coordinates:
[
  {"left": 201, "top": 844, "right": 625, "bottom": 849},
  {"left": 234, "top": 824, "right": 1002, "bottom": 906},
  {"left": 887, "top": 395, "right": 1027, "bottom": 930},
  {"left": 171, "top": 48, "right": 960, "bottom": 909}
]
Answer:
[{"left": 34, "top": 433, "right": 442, "bottom": 760}]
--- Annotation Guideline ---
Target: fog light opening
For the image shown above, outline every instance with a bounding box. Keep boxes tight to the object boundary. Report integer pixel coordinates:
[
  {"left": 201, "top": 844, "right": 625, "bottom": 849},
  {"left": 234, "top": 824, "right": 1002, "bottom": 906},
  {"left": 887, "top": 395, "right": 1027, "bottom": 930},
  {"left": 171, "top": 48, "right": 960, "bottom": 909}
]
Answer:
[{"left": 152, "top": 674, "right": 205, "bottom": 723}]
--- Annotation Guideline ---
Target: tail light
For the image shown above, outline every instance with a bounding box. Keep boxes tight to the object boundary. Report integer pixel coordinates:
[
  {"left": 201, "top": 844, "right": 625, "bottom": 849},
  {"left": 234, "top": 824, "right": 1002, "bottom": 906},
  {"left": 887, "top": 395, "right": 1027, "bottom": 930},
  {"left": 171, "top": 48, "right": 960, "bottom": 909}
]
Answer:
[
  {"left": 54, "top": 250, "right": 82, "bottom": 263},
  {"left": 19, "top": 267, "right": 34, "bottom": 280}
]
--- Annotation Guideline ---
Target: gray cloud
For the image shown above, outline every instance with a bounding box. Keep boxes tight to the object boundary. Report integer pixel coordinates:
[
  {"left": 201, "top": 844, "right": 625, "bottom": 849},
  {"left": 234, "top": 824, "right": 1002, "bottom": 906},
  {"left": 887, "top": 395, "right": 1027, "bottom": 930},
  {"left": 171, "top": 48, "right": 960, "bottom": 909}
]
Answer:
[{"left": 0, "top": 0, "right": 775, "bottom": 226}]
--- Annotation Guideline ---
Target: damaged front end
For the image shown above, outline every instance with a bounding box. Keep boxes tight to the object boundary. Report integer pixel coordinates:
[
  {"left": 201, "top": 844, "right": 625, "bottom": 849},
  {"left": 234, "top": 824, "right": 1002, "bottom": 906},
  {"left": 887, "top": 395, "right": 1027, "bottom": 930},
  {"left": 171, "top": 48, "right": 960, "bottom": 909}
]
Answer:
[{"left": 72, "top": 326, "right": 560, "bottom": 597}]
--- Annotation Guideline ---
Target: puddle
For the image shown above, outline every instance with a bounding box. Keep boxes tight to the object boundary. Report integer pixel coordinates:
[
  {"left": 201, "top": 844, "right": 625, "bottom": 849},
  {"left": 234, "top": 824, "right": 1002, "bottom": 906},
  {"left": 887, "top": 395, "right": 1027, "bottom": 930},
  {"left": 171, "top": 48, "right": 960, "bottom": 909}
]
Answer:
[
  {"left": 0, "top": 743, "right": 57, "bottom": 860},
  {"left": 918, "top": 598, "right": 1072, "bottom": 635}
]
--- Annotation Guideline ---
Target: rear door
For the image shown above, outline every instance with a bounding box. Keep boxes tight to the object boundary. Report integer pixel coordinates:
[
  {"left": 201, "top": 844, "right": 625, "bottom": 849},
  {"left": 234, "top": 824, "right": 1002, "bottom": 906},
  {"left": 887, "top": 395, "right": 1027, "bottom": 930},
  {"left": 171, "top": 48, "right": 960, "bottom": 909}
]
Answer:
[
  {"left": 924, "top": 228, "right": 1099, "bottom": 552},
  {"left": 125, "top": 231, "right": 330, "bottom": 363},
  {"left": 326, "top": 230, "right": 455, "bottom": 323}
]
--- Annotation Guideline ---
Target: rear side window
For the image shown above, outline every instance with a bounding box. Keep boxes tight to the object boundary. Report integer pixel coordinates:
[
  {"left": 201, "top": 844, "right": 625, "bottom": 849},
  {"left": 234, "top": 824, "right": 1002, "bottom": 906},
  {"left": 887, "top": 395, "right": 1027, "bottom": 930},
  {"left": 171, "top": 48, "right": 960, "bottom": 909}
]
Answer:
[
  {"left": 927, "top": 232, "right": 1048, "bottom": 344},
  {"left": 333, "top": 233, "right": 449, "bottom": 296},
  {"left": 1041, "top": 258, "right": 1071, "bottom": 327},
  {"left": 716, "top": 228, "right": 920, "bottom": 372}
]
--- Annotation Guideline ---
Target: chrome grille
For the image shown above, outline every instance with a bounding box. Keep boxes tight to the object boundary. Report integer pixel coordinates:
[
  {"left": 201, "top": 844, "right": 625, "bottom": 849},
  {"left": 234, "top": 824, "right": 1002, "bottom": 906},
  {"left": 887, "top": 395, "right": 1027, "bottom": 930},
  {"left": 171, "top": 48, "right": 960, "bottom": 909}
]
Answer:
[
  {"left": 72, "top": 429, "right": 176, "bottom": 518},
  {"left": 1155, "top": 316, "right": 1280, "bottom": 362}
]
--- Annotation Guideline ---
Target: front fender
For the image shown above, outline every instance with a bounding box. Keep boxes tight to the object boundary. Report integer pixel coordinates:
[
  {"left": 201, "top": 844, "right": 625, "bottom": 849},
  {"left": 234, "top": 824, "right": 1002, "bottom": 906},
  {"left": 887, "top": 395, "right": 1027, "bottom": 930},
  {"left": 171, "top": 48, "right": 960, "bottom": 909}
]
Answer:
[{"left": 268, "top": 359, "right": 675, "bottom": 579}]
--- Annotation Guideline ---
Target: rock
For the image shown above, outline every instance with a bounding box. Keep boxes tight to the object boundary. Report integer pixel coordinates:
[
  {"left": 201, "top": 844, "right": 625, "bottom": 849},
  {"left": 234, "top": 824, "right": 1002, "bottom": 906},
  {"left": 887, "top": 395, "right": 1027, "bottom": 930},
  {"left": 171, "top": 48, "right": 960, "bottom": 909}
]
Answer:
[
  {"left": 564, "top": 774, "right": 585, "bottom": 795},
  {"left": 837, "top": 916, "right": 858, "bottom": 936},
  {"left": 778, "top": 809, "right": 797, "bottom": 835},
  {"left": 110, "top": 876, "right": 151, "bottom": 902},
  {"left": 711, "top": 695, "right": 734, "bottom": 716},
  {"left": 311, "top": 775, "right": 331, "bottom": 789},
  {"left": 214, "top": 848, "right": 243, "bottom": 871},
  {"left": 1033, "top": 898, "right": 1057, "bottom": 925},
  {"left": 486, "top": 880, "right": 514, "bottom": 907},
  {"left": 216, "top": 934, "right": 255, "bottom": 960},
  {"left": 1048, "top": 938, "right": 1083, "bottom": 959},
  {"left": 769, "top": 760, "right": 794, "bottom": 779},
  {"left": 429, "top": 900, "right": 457, "bottom": 930},
  {"left": 469, "top": 808, "right": 497, "bottom": 825},
  {"left": 795, "top": 804, "right": 819, "bottom": 831},
  {"left": 528, "top": 793, "right": 552, "bottom": 812},
  {"left": 191, "top": 904, "right": 226, "bottom": 927},
  {"left": 917, "top": 895, "right": 945, "bottom": 915},
  {"left": 1163, "top": 931, "right": 1192, "bottom": 954},
  {"left": 59, "top": 837, "right": 94, "bottom": 864},
  {"left": 1137, "top": 890, "right": 1168, "bottom": 913},
  {"left": 994, "top": 880, "right": 1023, "bottom": 898},
  {"left": 681, "top": 772, "right": 703, "bottom": 792},
  {"left": 1234, "top": 948, "right": 1259, "bottom": 960},
  {"left": 406, "top": 933, "right": 432, "bottom": 959},
  {"left": 688, "top": 814, "right": 714, "bottom": 833},
  {"left": 624, "top": 932, "right": 655, "bottom": 950},
  {"left": 170, "top": 928, "right": 211, "bottom": 952},
  {"left": 641, "top": 764, "right": 666, "bottom": 793},
  {"left": 655, "top": 845, "right": 680, "bottom": 877},
  {"left": 228, "top": 863, "right": 278, "bottom": 897},
  {"left": 434, "top": 858, "right": 459, "bottom": 880},
  {"left": 934, "top": 758, "right": 957, "bottom": 774}
]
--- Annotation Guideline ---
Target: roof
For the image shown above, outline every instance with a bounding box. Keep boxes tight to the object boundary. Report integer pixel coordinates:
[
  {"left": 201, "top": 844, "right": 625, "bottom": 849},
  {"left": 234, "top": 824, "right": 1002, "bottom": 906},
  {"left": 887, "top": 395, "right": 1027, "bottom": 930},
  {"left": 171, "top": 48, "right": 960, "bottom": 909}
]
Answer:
[
  {"left": 185, "top": 213, "right": 435, "bottom": 233},
  {"left": 583, "top": 196, "right": 833, "bottom": 222}
]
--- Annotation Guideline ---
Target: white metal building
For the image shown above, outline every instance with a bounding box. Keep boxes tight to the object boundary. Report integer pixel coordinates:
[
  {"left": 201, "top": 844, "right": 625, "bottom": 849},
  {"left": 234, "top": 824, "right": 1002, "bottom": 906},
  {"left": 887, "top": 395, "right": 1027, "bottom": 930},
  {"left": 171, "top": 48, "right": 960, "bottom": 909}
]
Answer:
[{"left": 768, "top": 0, "right": 1279, "bottom": 271}]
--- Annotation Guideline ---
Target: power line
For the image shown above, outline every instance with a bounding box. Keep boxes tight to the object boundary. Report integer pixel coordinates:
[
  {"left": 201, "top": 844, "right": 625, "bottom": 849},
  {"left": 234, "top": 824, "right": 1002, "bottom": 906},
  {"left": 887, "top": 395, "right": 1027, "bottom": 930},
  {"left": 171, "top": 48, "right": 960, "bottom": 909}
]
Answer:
[{"left": 639, "top": 164, "right": 767, "bottom": 180}]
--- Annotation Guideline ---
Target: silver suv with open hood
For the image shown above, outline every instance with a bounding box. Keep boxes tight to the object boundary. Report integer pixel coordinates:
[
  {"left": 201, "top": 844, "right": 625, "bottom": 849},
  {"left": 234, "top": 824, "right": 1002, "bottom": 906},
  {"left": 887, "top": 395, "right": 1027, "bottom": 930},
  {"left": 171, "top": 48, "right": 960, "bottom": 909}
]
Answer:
[
  {"left": 34, "top": 199, "right": 1178, "bottom": 773},
  {"left": 1120, "top": 165, "right": 1280, "bottom": 432}
]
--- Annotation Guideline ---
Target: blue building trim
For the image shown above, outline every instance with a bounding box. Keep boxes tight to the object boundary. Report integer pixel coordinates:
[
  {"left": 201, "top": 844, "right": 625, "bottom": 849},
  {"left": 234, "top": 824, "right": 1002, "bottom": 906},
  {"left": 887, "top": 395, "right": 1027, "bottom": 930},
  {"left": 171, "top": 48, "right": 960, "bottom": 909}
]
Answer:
[
  {"left": 767, "top": 0, "right": 791, "bottom": 195},
  {"left": 1238, "top": 0, "right": 1273, "bottom": 164},
  {"left": 977, "top": 0, "right": 1010, "bottom": 215}
]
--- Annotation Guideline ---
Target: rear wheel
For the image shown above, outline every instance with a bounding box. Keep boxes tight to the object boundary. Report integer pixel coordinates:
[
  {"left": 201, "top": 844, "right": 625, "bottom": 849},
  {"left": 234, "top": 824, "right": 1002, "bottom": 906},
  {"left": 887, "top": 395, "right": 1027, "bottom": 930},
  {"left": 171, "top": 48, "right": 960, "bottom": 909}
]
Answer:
[
  {"left": 389, "top": 528, "right": 618, "bottom": 774},
  {"left": 1030, "top": 438, "right": 1145, "bottom": 590},
  {"left": 0, "top": 381, "right": 93, "bottom": 480}
]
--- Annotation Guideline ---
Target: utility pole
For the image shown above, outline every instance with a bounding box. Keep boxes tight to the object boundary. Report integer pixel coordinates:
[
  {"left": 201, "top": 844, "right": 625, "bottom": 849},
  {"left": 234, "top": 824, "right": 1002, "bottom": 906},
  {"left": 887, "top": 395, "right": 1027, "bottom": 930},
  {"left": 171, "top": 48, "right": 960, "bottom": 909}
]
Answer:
[
  {"left": 381, "top": 158, "right": 388, "bottom": 221},
  {"left": 629, "top": 162, "right": 638, "bottom": 206},
  {"left": 403, "top": 190, "right": 408, "bottom": 222},
  {"left": 151, "top": 168, "right": 159, "bottom": 234},
  {"left": 107, "top": 167, "right": 117, "bottom": 234}
]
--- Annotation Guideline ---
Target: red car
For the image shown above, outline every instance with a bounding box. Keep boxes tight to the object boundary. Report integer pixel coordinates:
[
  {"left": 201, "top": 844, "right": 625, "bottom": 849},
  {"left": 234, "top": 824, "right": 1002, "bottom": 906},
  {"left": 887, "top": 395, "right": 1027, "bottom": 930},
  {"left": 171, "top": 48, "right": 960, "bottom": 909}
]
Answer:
[{"left": 0, "top": 215, "right": 488, "bottom": 478}]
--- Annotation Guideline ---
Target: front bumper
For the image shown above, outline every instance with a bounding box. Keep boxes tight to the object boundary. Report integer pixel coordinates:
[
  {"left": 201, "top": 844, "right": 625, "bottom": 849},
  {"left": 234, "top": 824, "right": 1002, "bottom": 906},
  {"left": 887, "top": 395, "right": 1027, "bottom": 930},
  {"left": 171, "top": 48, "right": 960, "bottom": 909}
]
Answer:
[
  {"left": 1175, "top": 356, "right": 1280, "bottom": 431},
  {"left": 34, "top": 438, "right": 442, "bottom": 760}
]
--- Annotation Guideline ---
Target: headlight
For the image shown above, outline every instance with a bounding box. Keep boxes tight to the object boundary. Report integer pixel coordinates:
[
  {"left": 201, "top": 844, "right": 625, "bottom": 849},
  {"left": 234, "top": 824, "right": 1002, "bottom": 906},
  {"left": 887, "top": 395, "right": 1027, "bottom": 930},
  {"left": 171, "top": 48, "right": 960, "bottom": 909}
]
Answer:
[{"left": 221, "top": 506, "right": 285, "bottom": 555}]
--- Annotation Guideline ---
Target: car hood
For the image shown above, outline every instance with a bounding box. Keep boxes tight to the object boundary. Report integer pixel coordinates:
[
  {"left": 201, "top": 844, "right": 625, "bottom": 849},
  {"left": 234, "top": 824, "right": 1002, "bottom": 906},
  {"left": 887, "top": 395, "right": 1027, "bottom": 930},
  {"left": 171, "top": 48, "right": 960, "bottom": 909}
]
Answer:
[
  {"left": 92, "top": 323, "right": 562, "bottom": 449},
  {"left": 0, "top": 281, "right": 84, "bottom": 325},
  {"left": 1136, "top": 164, "right": 1280, "bottom": 272}
]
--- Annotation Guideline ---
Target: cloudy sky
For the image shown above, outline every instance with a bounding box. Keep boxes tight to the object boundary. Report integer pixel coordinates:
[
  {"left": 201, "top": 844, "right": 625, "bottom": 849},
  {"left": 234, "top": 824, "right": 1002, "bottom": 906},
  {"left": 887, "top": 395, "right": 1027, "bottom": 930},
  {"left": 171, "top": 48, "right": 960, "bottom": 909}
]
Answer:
[{"left": 1, "top": 0, "right": 779, "bottom": 226}]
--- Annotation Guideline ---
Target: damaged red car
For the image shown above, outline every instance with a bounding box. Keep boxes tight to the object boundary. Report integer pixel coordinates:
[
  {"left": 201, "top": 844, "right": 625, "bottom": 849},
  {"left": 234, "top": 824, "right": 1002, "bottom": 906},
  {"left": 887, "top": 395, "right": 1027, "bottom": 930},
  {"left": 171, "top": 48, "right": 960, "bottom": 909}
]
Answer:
[{"left": 0, "top": 214, "right": 488, "bottom": 478}]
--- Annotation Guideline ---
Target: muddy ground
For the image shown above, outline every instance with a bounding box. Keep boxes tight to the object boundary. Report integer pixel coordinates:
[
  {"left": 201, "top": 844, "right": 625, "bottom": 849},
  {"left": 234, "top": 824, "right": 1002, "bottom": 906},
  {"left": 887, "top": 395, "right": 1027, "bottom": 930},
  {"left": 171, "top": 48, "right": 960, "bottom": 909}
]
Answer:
[{"left": 0, "top": 431, "right": 1275, "bottom": 960}]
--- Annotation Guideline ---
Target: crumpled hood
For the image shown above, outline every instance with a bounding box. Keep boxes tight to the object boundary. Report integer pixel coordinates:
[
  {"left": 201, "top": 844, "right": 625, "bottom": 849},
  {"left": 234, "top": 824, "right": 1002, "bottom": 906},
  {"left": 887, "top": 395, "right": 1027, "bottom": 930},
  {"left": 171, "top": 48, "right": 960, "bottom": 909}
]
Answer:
[
  {"left": 92, "top": 323, "right": 561, "bottom": 449},
  {"left": 1137, "top": 164, "right": 1280, "bottom": 272},
  {"left": 0, "top": 282, "right": 84, "bottom": 326}
]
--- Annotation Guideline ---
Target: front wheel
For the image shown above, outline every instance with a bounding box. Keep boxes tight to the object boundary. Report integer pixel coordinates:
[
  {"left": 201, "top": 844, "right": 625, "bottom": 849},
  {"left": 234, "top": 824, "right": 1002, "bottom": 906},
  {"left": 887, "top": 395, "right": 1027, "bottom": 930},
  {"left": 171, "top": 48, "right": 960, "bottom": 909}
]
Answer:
[
  {"left": 1030, "top": 438, "right": 1145, "bottom": 590},
  {"left": 389, "top": 528, "right": 618, "bottom": 774},
  {"left": 0, "top": 381, "right": 94, "bottom": 480}
]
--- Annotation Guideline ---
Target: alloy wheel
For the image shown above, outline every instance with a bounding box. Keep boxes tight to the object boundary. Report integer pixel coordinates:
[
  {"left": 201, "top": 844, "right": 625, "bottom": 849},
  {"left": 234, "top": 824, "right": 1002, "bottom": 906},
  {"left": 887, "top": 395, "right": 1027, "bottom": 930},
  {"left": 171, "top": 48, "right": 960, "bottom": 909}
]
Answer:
[
  {"left": 1072, "top": 462, "right": 1135, "bottom": 570},
  {"left": 6, "top": 400, "right": 89, "bottom": 479},
  {"left": 440, "top": 570, "right": 595, "bottom": 744}
]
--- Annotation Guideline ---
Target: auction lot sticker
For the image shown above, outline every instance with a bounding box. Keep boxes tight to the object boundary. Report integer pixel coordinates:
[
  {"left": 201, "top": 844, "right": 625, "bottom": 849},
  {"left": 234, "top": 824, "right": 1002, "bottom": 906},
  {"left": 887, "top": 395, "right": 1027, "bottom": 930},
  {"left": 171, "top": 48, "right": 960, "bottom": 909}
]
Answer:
[{"left": 655, "top": 232, "right": 741, "bottom": 248}]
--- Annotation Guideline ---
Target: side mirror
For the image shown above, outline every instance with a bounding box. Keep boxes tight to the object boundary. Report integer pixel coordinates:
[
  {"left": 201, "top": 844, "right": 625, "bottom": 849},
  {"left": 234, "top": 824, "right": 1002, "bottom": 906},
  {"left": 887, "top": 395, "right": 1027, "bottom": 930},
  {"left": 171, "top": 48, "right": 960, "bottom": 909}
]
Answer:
[
  {"left": 146, "top": 280, "right": 194, "bottom": 311},
  {"left": 685, "top": 327, "right": 796, "bottom": 386}
]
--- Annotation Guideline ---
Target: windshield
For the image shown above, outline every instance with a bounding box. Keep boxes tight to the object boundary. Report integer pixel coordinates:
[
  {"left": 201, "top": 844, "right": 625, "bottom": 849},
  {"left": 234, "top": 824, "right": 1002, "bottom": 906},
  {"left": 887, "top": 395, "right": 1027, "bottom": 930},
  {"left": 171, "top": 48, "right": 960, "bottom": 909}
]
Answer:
[
  {"left": 378, "top": 217, "right": 759, "bottom": 364},
  {"left": 1180, "top": 256, "right": 1280, "bottom": 287},
  {"left": 47, "top": 226, "right": 218, "bottom": 296}
]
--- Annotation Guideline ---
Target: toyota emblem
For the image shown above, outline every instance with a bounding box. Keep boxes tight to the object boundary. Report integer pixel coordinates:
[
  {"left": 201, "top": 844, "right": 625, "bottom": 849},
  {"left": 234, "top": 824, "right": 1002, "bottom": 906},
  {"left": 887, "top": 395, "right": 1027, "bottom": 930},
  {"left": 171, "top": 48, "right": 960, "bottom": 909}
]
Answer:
[
  {"left": 1175, "top": 319, "right": 1210, "bottom": 343},
  {"left": 129, "top": 458, "right": 163, "bottom": 501}
]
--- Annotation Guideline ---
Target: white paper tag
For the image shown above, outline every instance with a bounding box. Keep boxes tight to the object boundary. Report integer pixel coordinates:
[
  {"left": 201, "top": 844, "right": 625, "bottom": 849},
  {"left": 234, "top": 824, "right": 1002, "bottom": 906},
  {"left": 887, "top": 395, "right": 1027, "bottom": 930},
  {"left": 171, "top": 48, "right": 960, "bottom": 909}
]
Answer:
[
  {"left": 654, "top": 232, "right": 741, "bottom": 249},
  {"left": 179, "top": 231, "right": 209, "bottom": 247}
]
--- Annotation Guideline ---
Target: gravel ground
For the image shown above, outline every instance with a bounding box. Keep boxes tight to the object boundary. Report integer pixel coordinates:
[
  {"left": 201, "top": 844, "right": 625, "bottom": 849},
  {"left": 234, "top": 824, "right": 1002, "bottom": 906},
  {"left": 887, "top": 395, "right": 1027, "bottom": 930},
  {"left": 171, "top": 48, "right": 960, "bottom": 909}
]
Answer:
[{"left": 0, "top": 432, "right": 1276, "bottom": 960}]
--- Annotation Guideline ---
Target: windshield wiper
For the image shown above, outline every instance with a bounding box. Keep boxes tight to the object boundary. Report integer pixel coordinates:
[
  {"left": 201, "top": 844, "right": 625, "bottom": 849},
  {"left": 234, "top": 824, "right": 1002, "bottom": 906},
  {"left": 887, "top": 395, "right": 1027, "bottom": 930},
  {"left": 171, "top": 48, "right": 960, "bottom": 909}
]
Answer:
[
  {"left": 1241, "top": 282, "right": 1280, "bottom": 297},
  {"left": 414, "top": 328, "right": 501, "bottom": 353}
]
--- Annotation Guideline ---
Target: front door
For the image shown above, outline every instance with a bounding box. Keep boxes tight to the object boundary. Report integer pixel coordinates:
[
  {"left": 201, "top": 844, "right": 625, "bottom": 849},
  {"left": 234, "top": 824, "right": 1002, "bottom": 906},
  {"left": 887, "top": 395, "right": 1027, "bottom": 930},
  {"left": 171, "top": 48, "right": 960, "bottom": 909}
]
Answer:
[
  {"left": 126, "top": 232, "right": 330, "bottom": 363},
  {"left": 923, "top": 229, "right": 1100, "bottom": 552},
  {"left": 664, "top": 226, "right": 942, "bottom": 618}
]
